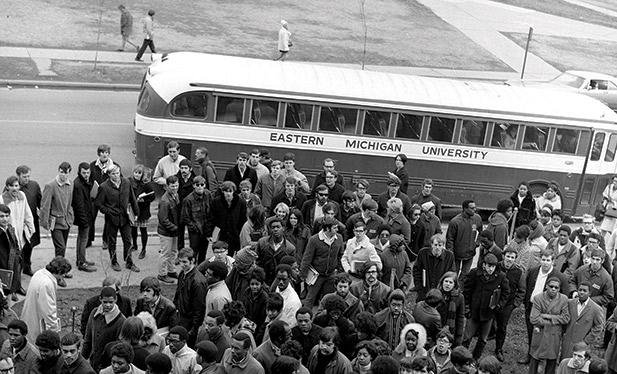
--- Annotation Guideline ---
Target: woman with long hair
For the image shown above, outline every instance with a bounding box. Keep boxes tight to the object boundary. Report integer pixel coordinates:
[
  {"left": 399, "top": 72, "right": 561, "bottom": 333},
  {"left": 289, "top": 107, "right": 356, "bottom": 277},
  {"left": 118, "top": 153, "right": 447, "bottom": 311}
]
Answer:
[
  {"left": 239, "top": 205, "right": 268, "bottom": 248},
  {"left": 286, "top": 208, "right": 311, "bottom": 263},
  {"left": 128, "top": 165, "right": 155, "bottom": 259},
  {"left": 436, "top": 271, "right": 465, "bottom": 346}
]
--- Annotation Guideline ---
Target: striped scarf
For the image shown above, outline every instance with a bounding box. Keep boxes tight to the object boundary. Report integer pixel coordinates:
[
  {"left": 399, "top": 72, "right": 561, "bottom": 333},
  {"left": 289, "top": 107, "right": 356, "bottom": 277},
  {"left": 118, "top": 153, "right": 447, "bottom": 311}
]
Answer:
[{"left": 444, "top": 289, "right": 460, "bottom": 332}]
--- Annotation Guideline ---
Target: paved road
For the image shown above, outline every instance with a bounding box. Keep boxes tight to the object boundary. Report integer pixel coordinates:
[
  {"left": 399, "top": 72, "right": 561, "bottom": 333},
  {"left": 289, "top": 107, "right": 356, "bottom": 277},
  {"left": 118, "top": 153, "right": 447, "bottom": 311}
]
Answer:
[{"left": 0, "top": 88, "right": 138, "bottom": 184}]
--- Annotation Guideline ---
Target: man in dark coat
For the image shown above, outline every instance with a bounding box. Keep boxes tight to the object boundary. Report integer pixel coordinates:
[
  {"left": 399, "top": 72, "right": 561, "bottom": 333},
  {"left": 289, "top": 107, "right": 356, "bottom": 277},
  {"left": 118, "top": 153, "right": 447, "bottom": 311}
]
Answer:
[
  {"left": 60, "top": 332, "right": 96, "bottom": 374},
  {"left": 476, "top": 230, "right": 503, "bottom": 269},
  {"left": 16, "top": 165, "right": 41, "bottom": 276},
  {"left": 223, "top": 152, "right": 258, "bottom": 192},
  {"left": 94, "top": 164, "right": 139, "bottom": 273},
  {"left": 79, "top": 276, "right": 133, "bottom": 337},
  {"left": 206, "top": 181, "right": 247, "bottom": 257},
  {"left": 71, "top": 162, "right": 96, "bottom": 272},
  {"left": 446, "top": 199, "right": 483, "bottom": 286},
  {"left": 292, "top": 307, "right": 323, "bottom": 365},
  {"left": 413, "top": 234, "right": 455, "bottom": 300},
  {"left": 301, "top": 184, "right": 341, "bottom": 232},
  {"left": 0, "top": 205, "right": 22, "bottom": 296},
  {"left": 176, "top": 158, "right": 195, "bottom": 250},
  {"left": 410, "top": 178, "right": 443, "bottom": 220},
  {"left": 88, "top": 144, "right": 121, "bottom": 248},
  {"left": 270, "top": 177, "right": 307, "bottom": 214},
  {"left": 462, "top": 254, "right": 510, "bottom": 361},
  {"left": 255, "top": 218, "right": 296, "bottom": 284},
  {"left": 134, "top": 276, "right": 177, "bottom": 330},
  {"left": 180, "top": 176, "right": 212, "bottom": 263},
  {"left": 173, "top": 247, "right": 207, "bottom": 347}
]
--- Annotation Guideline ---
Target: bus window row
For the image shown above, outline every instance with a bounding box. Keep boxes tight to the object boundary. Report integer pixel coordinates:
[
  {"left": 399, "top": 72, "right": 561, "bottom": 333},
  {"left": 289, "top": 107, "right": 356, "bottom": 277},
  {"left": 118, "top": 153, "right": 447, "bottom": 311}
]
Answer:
[{"left": 168, "top": 91, "right": 587, "bottom": 155}]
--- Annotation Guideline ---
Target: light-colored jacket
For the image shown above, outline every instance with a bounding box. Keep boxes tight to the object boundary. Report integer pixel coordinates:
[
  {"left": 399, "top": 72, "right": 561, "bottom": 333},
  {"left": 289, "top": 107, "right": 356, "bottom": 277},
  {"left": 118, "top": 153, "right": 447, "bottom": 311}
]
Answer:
[
  {"left": 0, "top": 192, "right": 34, "bottom": 248},
  {"left": 21, "top": 268, "right": 60, "bottom": 343},
  {"left": 143, "top": 15, "right": 154, "bottom": 40},
  {"left": 342, "top": 236, "right": 381, "bottom": 273}
]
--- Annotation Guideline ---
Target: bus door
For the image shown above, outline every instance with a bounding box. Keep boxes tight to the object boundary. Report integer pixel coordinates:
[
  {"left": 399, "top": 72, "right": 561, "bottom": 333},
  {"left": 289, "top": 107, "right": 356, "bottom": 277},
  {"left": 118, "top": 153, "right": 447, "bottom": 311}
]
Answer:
[{"left": 576, "top": 131, "right": 617, "bottom": 217}]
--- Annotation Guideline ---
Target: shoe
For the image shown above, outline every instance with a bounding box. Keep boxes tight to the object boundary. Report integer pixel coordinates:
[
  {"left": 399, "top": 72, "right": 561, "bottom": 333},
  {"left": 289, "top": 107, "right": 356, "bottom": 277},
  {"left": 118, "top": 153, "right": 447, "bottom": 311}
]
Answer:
[
  {"left": 157, "top": 275, "right": 175, "bottom": 284},
  {"left": 63, "top": 273, "right": 73, "bottom": 279},
  {"left": 116, "top": 48, "right": 124, "bottom": 51},
  {"left": 135, "top": 58, "right": 143, "bottom": 62},
  {"left": 84, "top": 260, "right": 95, "bottom": 266},
  {"left": 135, "top": 46, "right": 139, "bottom": 52},
  {"left": 167, "top": 272, "right": 178, "bottom": 279},
  {"left": 518, "top": 354, "right": 530, "bottom": 364},
  {"left": 111, "top": 263, "right": 122, "bottom": 272},
  {"left": 495, "top": 350, "right": 504, "bottom": 362},
  {"left": 78, "top": 264, "right": 97, "bottom": 273},
  {"left": 57, "top": 278, "right": 67, "bottom": 287},
  {"left": 22, "top": 267, "right": 34, "bottom": 276},
  {"left": 126, "top": 264, "right": 140, "bottom": 272},
  {"left": 11, "top": 294, "right": 17, "bottom": 302},
  {"left": 102, "top": 242, "right": 109, "bottom": 250},
  {"left": 16, "top": 288, "right": 26, "bottom": 296},
  {"left": 138, "top": 250, "right": 146, "bottom": 259}
]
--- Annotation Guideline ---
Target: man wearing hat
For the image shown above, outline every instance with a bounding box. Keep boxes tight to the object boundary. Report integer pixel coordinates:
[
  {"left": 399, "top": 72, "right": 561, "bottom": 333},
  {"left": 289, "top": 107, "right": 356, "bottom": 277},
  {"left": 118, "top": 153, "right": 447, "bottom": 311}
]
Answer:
[
  {"left": 376, "top": 174, "right": 412, "bottom": 219},
  {"left": 477, "top": 230, "right": 503, "bottom": 269},
  {"left": 195, "top": 340, "right": 225, "bottom": 374},
  {"left": 419, "top": 200, "right": 442, "bottom": 248},
  {"left": 462, "top": 253, "right": 510, "bottom": 361}
]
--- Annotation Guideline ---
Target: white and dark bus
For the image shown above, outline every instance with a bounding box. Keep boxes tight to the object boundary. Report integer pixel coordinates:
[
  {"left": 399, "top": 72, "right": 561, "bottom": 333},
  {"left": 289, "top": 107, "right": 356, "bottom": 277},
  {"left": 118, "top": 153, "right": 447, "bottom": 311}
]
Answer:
[{"left": 134, "top": 52, "right": 617, "bottom": 217}]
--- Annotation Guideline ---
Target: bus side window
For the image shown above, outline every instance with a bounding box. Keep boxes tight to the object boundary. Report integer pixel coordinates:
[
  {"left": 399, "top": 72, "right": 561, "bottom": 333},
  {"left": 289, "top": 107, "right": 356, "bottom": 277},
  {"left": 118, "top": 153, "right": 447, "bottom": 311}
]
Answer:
[
  {"left": 552, "top": 128, "right": 580, "bottom": 154},
  {"left": 363, "top": 111, "right": 390, "bottom": 137},
  {"left": 319, "top": 106, "right": 357, "bottom": 134},
  {"left": 522, "top": 125, "right": 549, "bottom": 151},
  {"left": 459, "top": 120, "right": 487, "bottom": 145},
  {"left": 492, "top": 123, "right": 518, "bottom": 148},
  {"left": 591, "top": 133, "right": 605, "bottom": 161},
  {"left": 170, "top": 93, "right": 207, "bottom": 119},
  {"left": 428, "top": 116, "right": 455, "bottom": 143},
  {"left": 605, "top": 133, "right": 617, "bottom": 162},
  {"left": 395, "top": 113, "right": 422, "bottom": 140},
  {"left": 285, "top": 103, "right": 313, "bottom": 130},
  {"left": 215, "top": 96, "right": 245, "bottom": 124},
  {"left": 251, "top": 100, "right": 279, "bottom": 126}
]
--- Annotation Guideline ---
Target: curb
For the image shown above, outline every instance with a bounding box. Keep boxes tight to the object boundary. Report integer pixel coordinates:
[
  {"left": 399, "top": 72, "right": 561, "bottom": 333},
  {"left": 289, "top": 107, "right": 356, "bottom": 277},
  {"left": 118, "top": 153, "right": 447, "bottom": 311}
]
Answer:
[{"left": 1, "top": 79, "right": 141, "bottom": 91}]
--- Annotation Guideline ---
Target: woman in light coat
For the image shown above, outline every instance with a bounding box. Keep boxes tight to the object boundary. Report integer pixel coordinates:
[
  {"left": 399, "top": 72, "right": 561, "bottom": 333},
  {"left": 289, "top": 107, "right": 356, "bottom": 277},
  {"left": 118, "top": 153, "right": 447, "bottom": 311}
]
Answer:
[{"left": 0, "top": 176, "right": 34, "bottom": 249}]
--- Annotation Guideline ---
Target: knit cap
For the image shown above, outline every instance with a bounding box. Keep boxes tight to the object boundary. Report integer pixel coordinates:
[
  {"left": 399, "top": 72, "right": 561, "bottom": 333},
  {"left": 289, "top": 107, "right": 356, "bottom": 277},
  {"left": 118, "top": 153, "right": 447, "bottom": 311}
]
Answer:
[{"left": 235, "top": 246, "right": 257, "bottom": 270}]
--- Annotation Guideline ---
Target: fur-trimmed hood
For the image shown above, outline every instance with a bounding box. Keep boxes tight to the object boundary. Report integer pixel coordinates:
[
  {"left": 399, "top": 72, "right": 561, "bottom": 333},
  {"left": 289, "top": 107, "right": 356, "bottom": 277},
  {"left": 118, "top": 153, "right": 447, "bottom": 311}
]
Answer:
[{"left": 394, "top": 322, "right": 427, "bottom": 355}]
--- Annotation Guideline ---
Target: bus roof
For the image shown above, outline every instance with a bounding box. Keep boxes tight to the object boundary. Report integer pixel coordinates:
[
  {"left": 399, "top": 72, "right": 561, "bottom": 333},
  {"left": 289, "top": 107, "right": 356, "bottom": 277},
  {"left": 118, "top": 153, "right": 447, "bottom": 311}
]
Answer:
[{"left": 146, "top": 53, "right": 617, "bottom": 125}]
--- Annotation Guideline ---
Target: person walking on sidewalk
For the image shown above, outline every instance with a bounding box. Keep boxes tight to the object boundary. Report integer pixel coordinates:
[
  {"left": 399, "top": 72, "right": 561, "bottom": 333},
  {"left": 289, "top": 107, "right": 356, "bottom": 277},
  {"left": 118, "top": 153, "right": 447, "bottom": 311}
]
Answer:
[
  {"left": 15, "top": 165, "right": 41, "bottom": 277},
  {"left": 40, "top": 162, "right": 74, "bottom": 287},
  {"left": 94, "top": 164, "right": 140, "bottom": 273},
  {"left": 135, "top": 9, "right": 156, "bottom": 62},
  {"left": 158, "top": 176, "right": 181, "bottom": 284},
  {"left": 71, "top": 162, "right": 96, "bottom": 273},
  {"left": 118, "top": 5, "right": 138, "bottom": 51},
  {"left": 275, "top": 20, "right": 292, "bottom": 61}
]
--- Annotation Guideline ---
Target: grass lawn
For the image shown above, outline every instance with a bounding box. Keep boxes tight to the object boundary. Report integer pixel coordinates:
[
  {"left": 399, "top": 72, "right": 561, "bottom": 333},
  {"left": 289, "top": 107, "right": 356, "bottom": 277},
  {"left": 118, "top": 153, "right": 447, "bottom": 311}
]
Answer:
[
  {"left": 505, "top": 32, "right": 617, "bottom": 76},
  {"left": 0, "top": 0, "right": 508, "bottom": 70}
]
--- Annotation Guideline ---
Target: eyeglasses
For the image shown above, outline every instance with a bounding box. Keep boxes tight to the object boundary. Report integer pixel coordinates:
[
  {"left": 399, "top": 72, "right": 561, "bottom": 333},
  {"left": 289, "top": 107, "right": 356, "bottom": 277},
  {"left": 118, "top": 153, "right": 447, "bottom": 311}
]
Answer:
[
  {"left": 194, "top": 183, "right": 206, "bottom": 187},
  {"left": 318, "top": 193, "right": 329, "bottom": 197},
  {"left": 412, "top": 213, "right": 421, "bottom": 216},
  {"left": 583, "top": 222, "right": 593, "bottom": 225}
]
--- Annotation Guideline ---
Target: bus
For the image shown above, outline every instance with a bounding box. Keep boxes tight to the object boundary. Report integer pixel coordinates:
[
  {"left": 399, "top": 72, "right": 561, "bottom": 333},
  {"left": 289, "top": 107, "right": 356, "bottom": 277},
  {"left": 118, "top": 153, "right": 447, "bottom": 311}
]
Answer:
[{"left": 134, "top": 52, "right": 617, "bottom": 217}]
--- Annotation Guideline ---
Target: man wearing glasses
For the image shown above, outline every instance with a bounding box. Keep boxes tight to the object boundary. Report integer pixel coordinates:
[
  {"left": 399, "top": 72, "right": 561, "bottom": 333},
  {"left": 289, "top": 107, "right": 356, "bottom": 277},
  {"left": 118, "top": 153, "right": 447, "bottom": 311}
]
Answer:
[
  {"left": 301, "top": 184, "right": 340, "bottom": 232},
  {"left": 519, "top": 250, "right": 568, "bottom": 365},
  {"left": 528, "top": 277, "right": 570, "bottom": 374},
  {"left": 162, "top": 326, "right": 200, "bottom": 374},
  {"left": 180, "top": 176, "right": 212, "bottom": 264}
]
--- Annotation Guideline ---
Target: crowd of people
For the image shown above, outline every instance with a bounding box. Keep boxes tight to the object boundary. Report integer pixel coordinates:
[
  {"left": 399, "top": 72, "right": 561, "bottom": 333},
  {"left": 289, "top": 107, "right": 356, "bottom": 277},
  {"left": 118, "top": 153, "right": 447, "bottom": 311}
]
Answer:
[{"left": 0, "top": 142, "right": 617, "bottom": 374}]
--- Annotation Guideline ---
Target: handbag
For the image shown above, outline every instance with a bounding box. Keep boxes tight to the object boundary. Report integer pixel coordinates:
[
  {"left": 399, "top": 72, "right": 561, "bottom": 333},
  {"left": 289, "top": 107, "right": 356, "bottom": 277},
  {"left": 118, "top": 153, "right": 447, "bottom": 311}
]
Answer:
[{"left": 606, "top": 203, "right": 617, "bottom": 218}]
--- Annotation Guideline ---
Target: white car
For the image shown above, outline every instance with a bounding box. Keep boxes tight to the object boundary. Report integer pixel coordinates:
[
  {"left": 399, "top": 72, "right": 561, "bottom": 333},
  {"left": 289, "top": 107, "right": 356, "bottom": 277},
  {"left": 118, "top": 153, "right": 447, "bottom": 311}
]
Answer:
[{"left": 506, "top": 70, "right": 617, "bottom": 111}]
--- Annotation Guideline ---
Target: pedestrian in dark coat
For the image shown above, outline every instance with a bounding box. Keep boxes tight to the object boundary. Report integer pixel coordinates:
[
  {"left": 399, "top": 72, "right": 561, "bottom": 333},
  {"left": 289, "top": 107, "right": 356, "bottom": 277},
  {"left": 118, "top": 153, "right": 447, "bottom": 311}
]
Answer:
[
  {"left": 413, "top": 288, "right": 443, "bottom": 348},
  {"left": 16, "top": 164, "right": 41, "bottom": 276},
  {"left": 223, "top": 152, "right": 258, "bottom": 192},
  {"left": 207, "top": 182, "right": 247, "bottom": 256},
  {"left": 82, "top": 287, "right": 127, "bottom": 372},
  {"left": 462, "top": 254, "right": 510, "bottom": 360},
  {"left": 180, "top": 176, "right": 212, "bottom": 263},
  {"left": 510, "top": 182, "right": 537, "bottom": 228},
  {"left": 446, "top": 200, "right": 483, "bottom": 286},
  {"left": 380, "top": 234, "right": 412, "bottom": 291},
  {"left": 72, "top": 163, "right": 96, "bottom": 271},
  {"left": 0, "top": 209, "right": 21, "bottom": 296},
  {"left": 94, "top": 165, "right": 139, "bottom": 271},
  {"left": 414, "top": 234, "right": 456, "bottom": 301}
]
